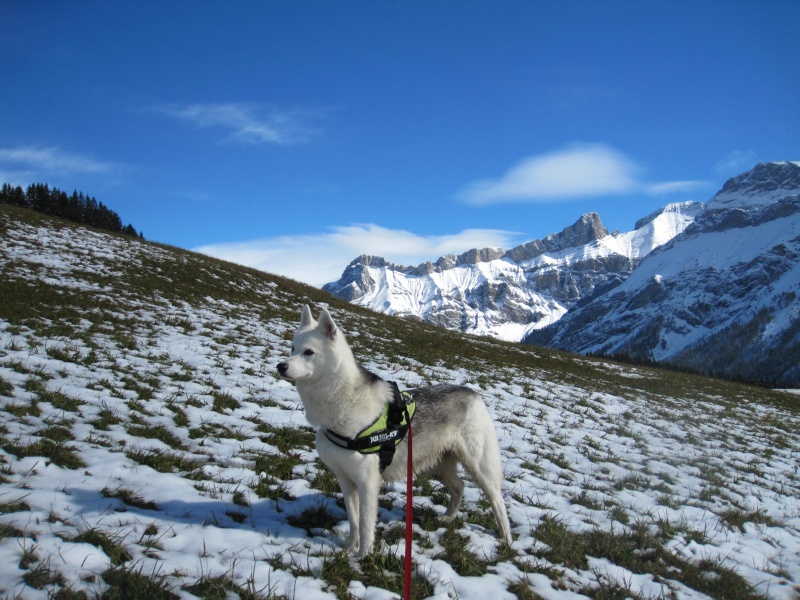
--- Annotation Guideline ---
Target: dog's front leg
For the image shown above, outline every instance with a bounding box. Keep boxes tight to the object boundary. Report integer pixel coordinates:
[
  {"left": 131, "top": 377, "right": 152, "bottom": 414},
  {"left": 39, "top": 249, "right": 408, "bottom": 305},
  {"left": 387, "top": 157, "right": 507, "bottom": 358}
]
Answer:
[
  {"left": 337, "top": 475, "right": 361, "bottom": 554},
  {"left": 356, "top": 467, "right": 382, "bottom": 558}
]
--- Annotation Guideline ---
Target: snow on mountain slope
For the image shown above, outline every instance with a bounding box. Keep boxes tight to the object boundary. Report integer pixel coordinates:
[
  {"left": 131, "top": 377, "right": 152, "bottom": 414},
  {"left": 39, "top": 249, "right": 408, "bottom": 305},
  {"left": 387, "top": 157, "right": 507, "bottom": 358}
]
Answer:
[
  {"left": 325, "top": 203, "right": 702, "bottom": 341},
  {"left": 705, "top": 160, "right": 800, "bottom": 209},
  {"left": 534, "top": 161, "right": 800, "bottom": 386}
]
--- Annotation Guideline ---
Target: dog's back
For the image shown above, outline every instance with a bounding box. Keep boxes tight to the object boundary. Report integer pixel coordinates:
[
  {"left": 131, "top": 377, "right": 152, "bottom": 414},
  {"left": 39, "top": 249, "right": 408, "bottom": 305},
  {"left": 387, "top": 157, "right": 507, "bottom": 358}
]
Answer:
[{"left": 378, "top": 383, "right": 511, "bottom": 543}]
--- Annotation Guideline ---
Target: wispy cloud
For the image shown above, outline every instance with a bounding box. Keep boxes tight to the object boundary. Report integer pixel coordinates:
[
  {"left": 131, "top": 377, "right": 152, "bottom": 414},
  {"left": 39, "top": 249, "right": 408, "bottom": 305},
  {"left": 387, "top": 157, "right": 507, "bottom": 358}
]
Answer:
[
  {"left": 157, "top": 102, "right": 320, "bottom": 145},
  {"left": 457, "top": 144, "right": 710, "bottom": 204},
  {"left": 0, "top": 145, "right": 117, "bottom": 174},
  {"left": 0, "top": 145, "right": 125, "bottom": 186},
  {"left": 194, "top": 224, "right": 521, "bottom": 287},
  {"left": 715, "top": 150, "right": 757, "bottom": 176},
  {"left": 645, "top": 180, "right": 709, "bottom": 195}
]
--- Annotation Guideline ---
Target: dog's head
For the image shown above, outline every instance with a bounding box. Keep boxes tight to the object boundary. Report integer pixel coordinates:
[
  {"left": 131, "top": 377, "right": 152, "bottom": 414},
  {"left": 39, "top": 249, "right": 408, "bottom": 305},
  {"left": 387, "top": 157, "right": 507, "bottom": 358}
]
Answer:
[{"left": 277, "top": 305, "right": 341, "bottom": 381}]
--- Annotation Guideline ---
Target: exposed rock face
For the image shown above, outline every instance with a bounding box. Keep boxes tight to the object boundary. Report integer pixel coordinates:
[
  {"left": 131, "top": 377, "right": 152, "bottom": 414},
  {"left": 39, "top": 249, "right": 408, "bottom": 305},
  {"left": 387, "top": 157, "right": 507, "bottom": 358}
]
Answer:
[
  {"left": 325, "top": 162, "right": 800, "bottom": 384},
  {"left": 324, "top": 203, "right": 700, "bottom": 341},
  {"left": 527, "top": 162, "right": 800, "bottom": 386},
  {"left": 505, "top": 213, "right": 608, "bottom": 262}
]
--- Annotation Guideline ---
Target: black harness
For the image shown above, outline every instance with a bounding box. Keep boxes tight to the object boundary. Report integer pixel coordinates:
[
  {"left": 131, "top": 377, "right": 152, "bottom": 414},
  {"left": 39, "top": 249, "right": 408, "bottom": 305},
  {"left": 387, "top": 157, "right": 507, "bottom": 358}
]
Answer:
[{"left": 324, "top": 382, "right": 416, "bottom": 472}]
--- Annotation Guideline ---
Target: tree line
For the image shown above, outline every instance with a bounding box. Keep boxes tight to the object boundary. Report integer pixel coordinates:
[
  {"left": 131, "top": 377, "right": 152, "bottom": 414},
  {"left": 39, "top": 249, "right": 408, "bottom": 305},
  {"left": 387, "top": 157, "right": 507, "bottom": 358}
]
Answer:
[{"left": 0, "top": 182, "right": 143, "bottom": 239}]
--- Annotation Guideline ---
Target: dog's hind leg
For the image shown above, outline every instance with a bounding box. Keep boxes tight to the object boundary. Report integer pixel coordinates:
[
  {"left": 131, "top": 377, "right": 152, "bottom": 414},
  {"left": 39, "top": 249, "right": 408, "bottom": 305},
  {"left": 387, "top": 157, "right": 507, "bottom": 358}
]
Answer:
[
  {"left": 459, "top": 432, "right": 512, "bottom": 543},
  {"left": 433, "top": 452, "right": 464, "bottom": 519},
  {"left": 478, "top": 474, "right": 512, "bottom": 544}
]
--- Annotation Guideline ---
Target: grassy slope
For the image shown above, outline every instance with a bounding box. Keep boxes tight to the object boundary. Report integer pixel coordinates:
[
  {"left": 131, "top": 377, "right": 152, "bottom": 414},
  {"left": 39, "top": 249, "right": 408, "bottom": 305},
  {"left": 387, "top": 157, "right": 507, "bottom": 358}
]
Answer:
[{"left": 1, "top": 203, "right": 799, "bottom": 600}]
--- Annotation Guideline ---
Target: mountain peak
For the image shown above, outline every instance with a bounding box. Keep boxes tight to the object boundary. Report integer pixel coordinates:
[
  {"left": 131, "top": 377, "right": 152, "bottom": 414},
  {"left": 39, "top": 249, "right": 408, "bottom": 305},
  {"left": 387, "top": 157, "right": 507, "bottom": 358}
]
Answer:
[
  {"left": 505, "top": 212, "right": 608, "bottom": 263},
  {"left": 707, "top": 161, "right": 800, "bottom": 210}
]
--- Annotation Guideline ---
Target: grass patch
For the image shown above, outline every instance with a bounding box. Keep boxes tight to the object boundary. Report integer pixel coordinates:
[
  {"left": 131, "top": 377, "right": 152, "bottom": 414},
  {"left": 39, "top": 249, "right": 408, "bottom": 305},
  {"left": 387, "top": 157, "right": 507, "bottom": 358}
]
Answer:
[
  {"left": 287, "top": 503, "right": 339, "bottom": 534},
  {"left": 126, "top": 448, "right": 203, "bottom": 473},
  {"left": 531, "top": 515, "right": 765, "bottom": 599},
  {"left": 0, "top": 522, "right": 26, "bottom": 539},
  {"left": 1, "top": 437, "right": 85, "bottom": 468},
  {"left": 0, "top": 375, "right": 13, "bottom": 397},
  {"left": 434, "top": 528, "right": 488, "bottom": 577},
  {"left": 89, "top": 403, "right": 122, "bottom": 430},
  {"left": 23, "top": 557, "right": 65, "bottom": 590},
  {"left": 183, "top": 574, "right": 288, "bottom": 600},
  {"left": 252, "top": 450, "right": 302, "bottom": 481},
  {"left": 101, "top": 563, "right": 180, "bottom": 600},
  {"left": 255, "top": 422, "right": 316, "bottom": 453},
  {"left": 718, "top": 506, "right": 779, "bottom": 533},
  {"left": 3, "top": 398, "right": 41, "bottom": 418},
  {"left": 0, "top": 499, "right": 31, "bottom": 513},
  {"left": 38, "top": 388, "right": 85, "bottom": 412},
  {"left": 102, "top": 486, "right": 160, "bottom": 511},
  {"left": 211, "top": 390, "right": 240, "bottom": 413},
  {"left": 126, "top": 423, "right": 187, "bottom": 450},
  {"left": 310, "top": 461, "right": 339, "bottom": 496},
  {"left": 72, "top": 528, "right": 132, "bottom": 566}
]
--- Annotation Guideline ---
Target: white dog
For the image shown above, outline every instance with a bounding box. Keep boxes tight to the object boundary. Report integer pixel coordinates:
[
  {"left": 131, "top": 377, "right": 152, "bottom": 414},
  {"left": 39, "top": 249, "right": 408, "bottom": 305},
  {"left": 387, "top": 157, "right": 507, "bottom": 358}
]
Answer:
[{"left": 277, "top": 305, "right": 512, "bottom": 557}]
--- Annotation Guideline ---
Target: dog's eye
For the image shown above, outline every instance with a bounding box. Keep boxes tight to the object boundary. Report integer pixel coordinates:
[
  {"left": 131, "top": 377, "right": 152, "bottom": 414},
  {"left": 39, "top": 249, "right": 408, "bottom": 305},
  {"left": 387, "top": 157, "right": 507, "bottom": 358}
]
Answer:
[
  {"left": 303, "top": 349, "right": 315, "bottom": 357},
  {"left": 291, "top": 345, "right": 295, "bottom": 353}
]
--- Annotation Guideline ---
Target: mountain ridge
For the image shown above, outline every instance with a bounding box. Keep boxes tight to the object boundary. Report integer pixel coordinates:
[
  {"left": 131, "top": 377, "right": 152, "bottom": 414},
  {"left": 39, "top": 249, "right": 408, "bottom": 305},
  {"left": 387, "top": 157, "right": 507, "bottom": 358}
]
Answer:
[
  {"left": 324, "top": 201, "right": 703, "bottom": 341},
  {"left": 325, "top": 161, "right": 800, "bottom": 385},
  {"left": 526, "top": 161, "right": 800, "bottom": 386}
]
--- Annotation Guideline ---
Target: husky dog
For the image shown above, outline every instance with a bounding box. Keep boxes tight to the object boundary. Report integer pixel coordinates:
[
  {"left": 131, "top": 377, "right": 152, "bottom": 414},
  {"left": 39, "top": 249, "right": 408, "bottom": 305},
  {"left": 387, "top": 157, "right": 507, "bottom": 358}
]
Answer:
[{"left": 277, "top": 305, "right": 512, "bottom": 557}]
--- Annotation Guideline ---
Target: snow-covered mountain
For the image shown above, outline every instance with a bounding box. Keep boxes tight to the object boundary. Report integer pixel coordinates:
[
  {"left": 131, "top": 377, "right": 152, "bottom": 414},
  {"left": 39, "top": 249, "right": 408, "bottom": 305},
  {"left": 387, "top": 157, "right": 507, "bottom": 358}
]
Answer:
[
  {"left": 528, "top": 161, "right": 800, "bottom": 386},
  {"left": 324, "top": 202, "right": 703, "bottom": 341},
  {"left": 325, "top": 161, "right": 800, "bottom": 385}
]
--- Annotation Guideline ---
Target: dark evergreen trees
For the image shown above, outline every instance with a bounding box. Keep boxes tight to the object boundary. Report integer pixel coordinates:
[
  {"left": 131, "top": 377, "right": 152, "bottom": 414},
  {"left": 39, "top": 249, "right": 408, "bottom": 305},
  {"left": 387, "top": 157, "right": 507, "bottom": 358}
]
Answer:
[{"left": 0, "top": 182, "right": 143, "bottom": 240}]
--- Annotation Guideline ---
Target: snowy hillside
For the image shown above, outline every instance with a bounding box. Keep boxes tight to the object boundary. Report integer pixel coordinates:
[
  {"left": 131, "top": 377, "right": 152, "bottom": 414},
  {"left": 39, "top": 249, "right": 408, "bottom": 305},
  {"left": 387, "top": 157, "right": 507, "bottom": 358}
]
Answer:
[
  {"left": 1, "top": 204, "right": 799, "bottom": 599},
  {"left": 325, "top": 203, "right": 702, "bottom": 342},
  {"left": 531, "top": 162, "right": 800, "bottom": 387}
]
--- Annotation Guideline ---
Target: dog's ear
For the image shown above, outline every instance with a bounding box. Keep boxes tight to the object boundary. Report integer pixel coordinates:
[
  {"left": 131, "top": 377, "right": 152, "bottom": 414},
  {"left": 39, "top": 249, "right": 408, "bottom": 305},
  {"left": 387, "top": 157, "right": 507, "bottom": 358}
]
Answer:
[
  {"left": 317, "top": 309, "right": 338, "bottom": 340},
  {"left": 300, "top": 305, "right": 315, "bottom": 328}
]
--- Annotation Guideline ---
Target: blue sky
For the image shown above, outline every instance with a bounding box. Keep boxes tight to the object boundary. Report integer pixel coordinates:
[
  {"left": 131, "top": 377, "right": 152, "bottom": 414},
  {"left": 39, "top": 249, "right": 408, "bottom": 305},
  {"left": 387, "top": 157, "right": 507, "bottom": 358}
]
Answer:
[{"left": 1, "top": 1, "right": 798, "bottom": 286}]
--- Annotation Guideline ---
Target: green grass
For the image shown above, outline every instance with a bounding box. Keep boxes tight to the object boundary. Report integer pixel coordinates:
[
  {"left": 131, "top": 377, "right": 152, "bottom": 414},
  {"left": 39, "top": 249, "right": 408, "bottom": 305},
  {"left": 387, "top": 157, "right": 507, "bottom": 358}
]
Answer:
[
  {"left": 255, "top": 422, "right": 316, "bottom": 453},
  {"left": 101, "top": 563, "right": 180, "bottom": 600},
  {"left": 1, "top": 436, "right": 85, "bottom": 468},
  {"left": 0, "top": 499, "right": 31, "bottom": 514},
  {"left": 23, "top": 556, "right": 65, "bottom": 590},
  {"left": 71, "top": 528, "right": 133, "bottom": 566},
  {"left": 0, "top": 375, "right": 13, "bottom": 397},
  {"left": 126, "top": 423, "right": 187, "bottom": 450},
  {"left": 287, "top": 503, "right": 340, "bottom": 534},
  {"left": 211, "top": 390, "right": 241, "bottom": 413},
  {"left": 125, "top": 448, "right": 204, "bottom": 474},
  {"left": 183, "top": 574, "right": 290, "bottom": 600},
  {"left": 530, "top": 515, "right": 766, "bottom": 599},
  {"left": 102, "top": 486, "right": 161, "bottom": 511}
]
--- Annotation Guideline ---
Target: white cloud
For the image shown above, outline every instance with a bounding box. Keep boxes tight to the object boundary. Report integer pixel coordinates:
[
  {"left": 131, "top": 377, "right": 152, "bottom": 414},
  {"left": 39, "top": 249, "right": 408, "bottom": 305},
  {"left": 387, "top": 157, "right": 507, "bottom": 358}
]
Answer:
[
  {"left": 0, "top": 146, "right": 117, "bottom": 176},
  {"left": 194, "top": 224, "right": 520, "bottom": 287},
  {"left": 645, "top": 180, "right": 709, "bottom": 195},
  {"left": 457, "top": 143, "right": 711, "bottom": 205},
  {"left": 158, "top": 102, "right": 319, "bottom": 145},
  {"left": 457, "top": 144, "right": 640, "bottom": 205}
]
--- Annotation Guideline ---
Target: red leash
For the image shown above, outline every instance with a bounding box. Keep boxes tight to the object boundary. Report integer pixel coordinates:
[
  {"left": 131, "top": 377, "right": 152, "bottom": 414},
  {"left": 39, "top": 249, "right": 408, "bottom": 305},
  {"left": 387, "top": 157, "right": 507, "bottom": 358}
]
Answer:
[{"left": 404, "top": 423, "right": 413, "bottom": 600}]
